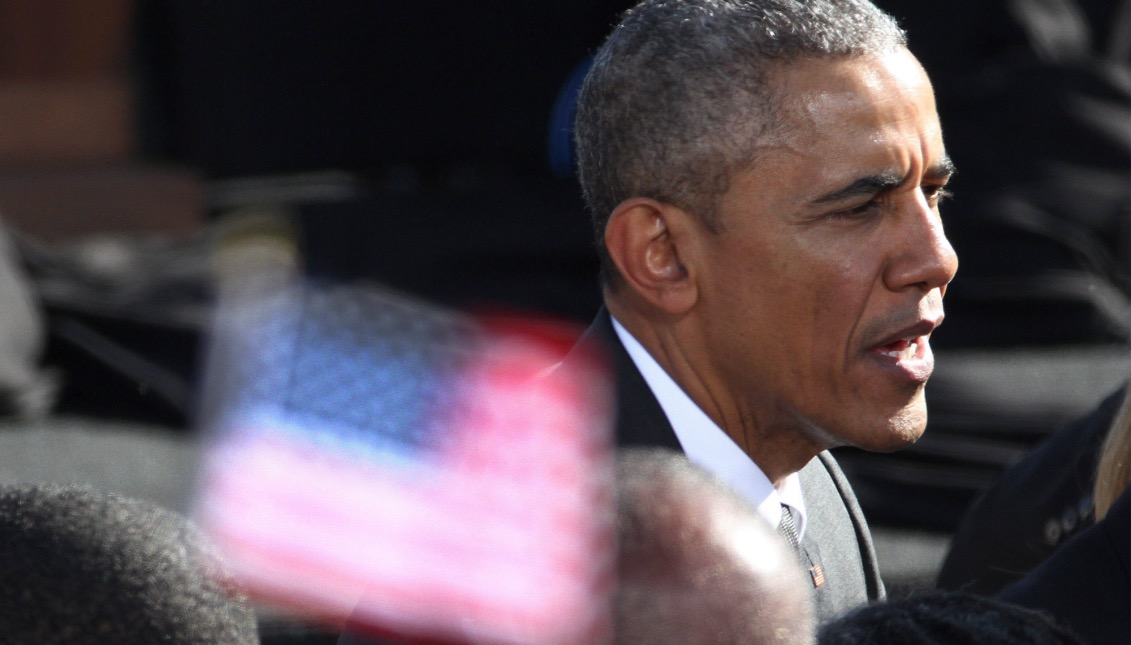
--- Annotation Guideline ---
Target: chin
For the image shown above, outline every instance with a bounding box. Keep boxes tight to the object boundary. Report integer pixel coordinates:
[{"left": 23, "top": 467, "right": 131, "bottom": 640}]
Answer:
[
  {"left": 830, "top": 400, "right": 927, "bottom": 453},
  {"left": 867, "top": 406, "right": 928, "bottom": 452},
  {"left": 869, "top": 427, "right": 924, "bottom": 452},
  {"left": 800, "top": 394, "right": 928, "bottom": 453}
]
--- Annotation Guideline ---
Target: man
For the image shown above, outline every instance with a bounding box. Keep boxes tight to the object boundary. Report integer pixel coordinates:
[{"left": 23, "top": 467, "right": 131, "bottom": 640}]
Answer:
[
  {"left": 572, "top": 0, "right": 958, "bottom": 622},
  {"left": 616, "top": 448, "right": 815, "bottom": 644}
]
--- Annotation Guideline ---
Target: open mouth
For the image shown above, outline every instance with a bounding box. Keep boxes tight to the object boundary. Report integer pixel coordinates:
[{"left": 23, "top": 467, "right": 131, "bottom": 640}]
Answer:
[
  {"left": 876, "top": 338, "right": 921, "bottom": 361},
  {"left": 869, "top": 333, "right": 934, "bottom": 384}
]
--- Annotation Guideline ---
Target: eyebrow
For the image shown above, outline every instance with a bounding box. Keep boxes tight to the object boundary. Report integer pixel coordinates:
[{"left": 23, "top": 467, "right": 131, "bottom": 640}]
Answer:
[
  {"left": 811, "top": 172, "right": 904, "bottom": 205},
  {"left": 811, "top": 155, "right": 957, "bottom": 205},
  {"left": 925, "top": 156, "right": 957, "bottom": 181}
]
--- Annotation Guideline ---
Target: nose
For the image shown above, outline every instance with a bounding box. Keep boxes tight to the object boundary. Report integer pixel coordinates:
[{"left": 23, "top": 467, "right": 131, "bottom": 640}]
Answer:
[{"left": 883, "top": 195, "right": 959, "bottom": 295}]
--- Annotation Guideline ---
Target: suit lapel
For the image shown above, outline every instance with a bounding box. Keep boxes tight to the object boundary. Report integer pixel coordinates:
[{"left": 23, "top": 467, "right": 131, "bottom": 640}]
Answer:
[{"left": 576, "top": 309, "right": 682, "bottom": 451}]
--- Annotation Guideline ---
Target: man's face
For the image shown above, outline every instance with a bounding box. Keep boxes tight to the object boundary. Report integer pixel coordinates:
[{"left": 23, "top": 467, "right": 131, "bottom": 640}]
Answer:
[{"left": 687, "top": 48, "right": 957, "bottom": 455}]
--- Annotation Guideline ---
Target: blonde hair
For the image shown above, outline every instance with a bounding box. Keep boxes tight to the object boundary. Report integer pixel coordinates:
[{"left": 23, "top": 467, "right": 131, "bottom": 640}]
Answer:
[{"left": 1094, "top": 381, "right": 1131, "bottom": 520}]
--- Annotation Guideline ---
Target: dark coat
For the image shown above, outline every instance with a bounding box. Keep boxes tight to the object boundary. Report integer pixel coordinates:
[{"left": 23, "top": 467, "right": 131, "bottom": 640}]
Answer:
[{"left": 999, "top": 486, "right": 1131, "bottom": 645}]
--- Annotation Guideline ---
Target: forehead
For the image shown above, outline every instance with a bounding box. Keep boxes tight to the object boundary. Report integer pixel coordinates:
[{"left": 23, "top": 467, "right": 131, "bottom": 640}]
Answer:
[
  {"left": 734, "top": 49, "right": 943, "bottom": 203},
  {"left": 773, "top": 49, "right": 936, "bottom": 133}
]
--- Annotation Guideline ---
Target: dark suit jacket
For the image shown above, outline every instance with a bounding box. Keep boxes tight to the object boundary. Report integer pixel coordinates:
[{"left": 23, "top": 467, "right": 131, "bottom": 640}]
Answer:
[
  {"left": 579, "top": 310, "right": 885, "bottom": 623},
  {"left": 998, "top": 486, "right": 1131, "bottom": 645},
  {"left": 938, "top": 386, "right": 1126, "bottom": 595}
]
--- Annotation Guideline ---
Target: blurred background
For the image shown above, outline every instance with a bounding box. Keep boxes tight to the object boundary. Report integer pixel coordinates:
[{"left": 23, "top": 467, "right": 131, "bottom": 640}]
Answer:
[{"left": 0, "top": 0, "right": 1126, "bottom": 641}]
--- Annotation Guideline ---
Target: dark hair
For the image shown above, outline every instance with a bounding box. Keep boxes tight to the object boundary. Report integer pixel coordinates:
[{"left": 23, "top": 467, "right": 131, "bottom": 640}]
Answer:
[
  {"left": 817, "top": 591, "right": 1085, "bottom": 645},
  {"left": 0, "top": 484, "right": 258, "bottom": 645},
  {"left": 574, "top": 0, "right": 906, "bottom": 284}
]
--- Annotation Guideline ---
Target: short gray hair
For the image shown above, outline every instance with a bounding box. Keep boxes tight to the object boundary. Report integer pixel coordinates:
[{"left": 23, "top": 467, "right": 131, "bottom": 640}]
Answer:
[{"left": 574, "top": 0, "right": 906, "bottom": 284}]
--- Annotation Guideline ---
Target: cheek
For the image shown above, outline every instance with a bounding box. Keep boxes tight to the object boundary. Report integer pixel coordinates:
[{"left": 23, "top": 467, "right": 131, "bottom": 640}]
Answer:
[
  {"left": 821, "top": 250, "right": 877, "bottom": 305},
  {"left": 786, "top": 250, "right": 863, "bottom": 311},
  {"left": 795, "top": 255, "right": 875, "bottom": 358},
  {"left": 720, "top": 238, "right": 873, "bottom": 350}
]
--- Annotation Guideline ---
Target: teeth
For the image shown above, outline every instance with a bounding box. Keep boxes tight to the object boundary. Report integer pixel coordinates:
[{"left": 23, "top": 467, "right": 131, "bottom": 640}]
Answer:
[
  {"left": 878, "top": 339, "right": 918, "bottom": 360},
  {"left": 899, "top": 341, "right": 918, "bottom": 360}
]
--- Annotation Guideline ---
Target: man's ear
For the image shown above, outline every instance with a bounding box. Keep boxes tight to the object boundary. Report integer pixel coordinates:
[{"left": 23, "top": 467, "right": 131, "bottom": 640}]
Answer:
[{"left": 604, "top": 198, "right": 698, "bottom": 314}]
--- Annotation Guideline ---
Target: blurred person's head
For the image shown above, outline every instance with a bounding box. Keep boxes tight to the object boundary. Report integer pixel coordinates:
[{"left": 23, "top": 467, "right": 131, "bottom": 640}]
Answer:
[
  {"left": 1095, "top": 381, "right": 1131, "bottom": 519},
  {"left": 0, "top": 484, "right": 258, "bottom": 644},
  {"left": 817, "top": 591, "right": 1085, "bottom": 644},
  {"left": 615, "top": 448, "right": 815, "bottom": 644}
]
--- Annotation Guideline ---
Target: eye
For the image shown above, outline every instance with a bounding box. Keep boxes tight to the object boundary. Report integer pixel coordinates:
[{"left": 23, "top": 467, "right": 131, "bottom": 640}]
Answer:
[
  {"left": 922, "top": 184, "right": 953, "bottom": 208},
  {"left": 825, "top": 198, "right": 882, "bottom": 221}
]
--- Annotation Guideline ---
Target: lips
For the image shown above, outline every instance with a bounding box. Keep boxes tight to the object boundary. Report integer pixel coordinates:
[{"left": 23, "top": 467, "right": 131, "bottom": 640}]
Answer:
[{"left": 867, "top": 318, "right": 941, "bottom": 383}]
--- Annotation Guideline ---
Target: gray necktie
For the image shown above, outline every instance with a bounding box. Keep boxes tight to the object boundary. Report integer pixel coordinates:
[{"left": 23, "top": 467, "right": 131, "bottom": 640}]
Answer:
[
  {"left": 780, "top": 504, "right": 826, "bottom": 588},
  {"left": 778, "top": 503, "right": 801, "bottom": 553}
]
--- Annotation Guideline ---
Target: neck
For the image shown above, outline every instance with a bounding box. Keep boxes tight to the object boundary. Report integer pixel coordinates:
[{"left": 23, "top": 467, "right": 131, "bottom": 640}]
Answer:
[{"left": 607, "top": 300, "right": 824, "bottom": 483}]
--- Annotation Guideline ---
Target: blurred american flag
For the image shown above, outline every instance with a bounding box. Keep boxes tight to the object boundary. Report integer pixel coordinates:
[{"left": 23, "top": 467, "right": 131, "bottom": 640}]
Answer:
[{"left": 194, "top": 280, "right": 615, "bottom": 644}]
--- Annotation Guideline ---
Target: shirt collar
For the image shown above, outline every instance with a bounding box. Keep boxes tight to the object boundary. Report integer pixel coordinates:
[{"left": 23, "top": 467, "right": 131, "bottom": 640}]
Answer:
[{"left": 611, "top": 315, "right": 807, "bottom": 537}]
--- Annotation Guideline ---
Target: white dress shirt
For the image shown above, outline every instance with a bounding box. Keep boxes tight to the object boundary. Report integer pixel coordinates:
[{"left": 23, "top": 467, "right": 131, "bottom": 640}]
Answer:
[{"left": 612, "top": 316, "right": 808, "bottom": 538}]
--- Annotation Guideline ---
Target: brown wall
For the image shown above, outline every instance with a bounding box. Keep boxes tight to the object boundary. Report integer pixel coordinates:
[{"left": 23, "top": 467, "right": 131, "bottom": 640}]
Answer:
[
  {"left": 0, "top": 0, "right": 132, "bottom": 80},
  {"left": 0, "top": 0, "right": 135, "bottom": 167},
  {"left": 0, "top": 0, "right": 203, "bottom": 240}
]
